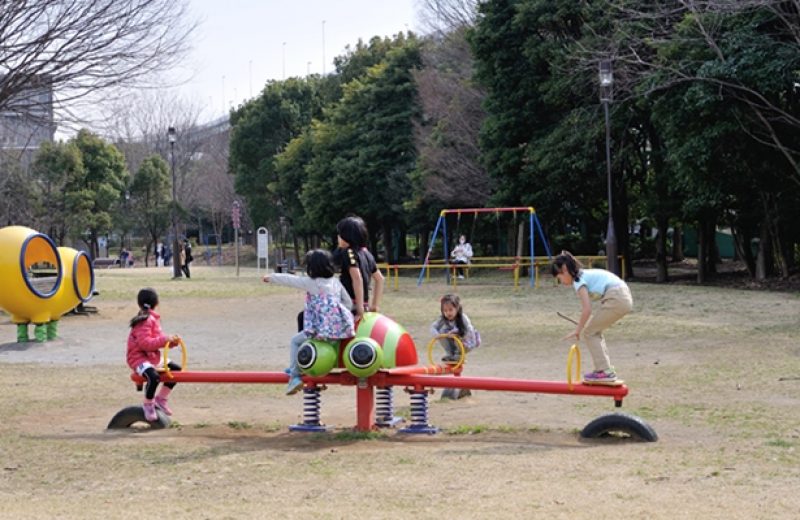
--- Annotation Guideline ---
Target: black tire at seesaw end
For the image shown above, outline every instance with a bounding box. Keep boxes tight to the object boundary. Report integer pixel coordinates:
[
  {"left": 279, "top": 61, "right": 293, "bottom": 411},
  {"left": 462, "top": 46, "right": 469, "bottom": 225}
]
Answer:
[
  {"left": 580, "top": 412, "right": 658, "bottom": 442},
  {"left": 107, "top": 405, "right": 171, "bottom": 430}
]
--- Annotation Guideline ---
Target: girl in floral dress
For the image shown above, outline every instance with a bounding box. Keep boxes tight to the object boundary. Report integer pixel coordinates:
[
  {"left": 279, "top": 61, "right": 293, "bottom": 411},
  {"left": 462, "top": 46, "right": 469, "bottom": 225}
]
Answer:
[{"left": 263, "top": 249, "right": 355, "bottom": 394}]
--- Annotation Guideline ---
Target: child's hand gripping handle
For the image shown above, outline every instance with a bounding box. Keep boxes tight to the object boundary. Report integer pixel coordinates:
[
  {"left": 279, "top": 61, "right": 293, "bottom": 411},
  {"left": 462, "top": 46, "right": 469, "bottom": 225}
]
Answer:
[{"left": 161, "top": 337, "right": 188, "bottom": 379}]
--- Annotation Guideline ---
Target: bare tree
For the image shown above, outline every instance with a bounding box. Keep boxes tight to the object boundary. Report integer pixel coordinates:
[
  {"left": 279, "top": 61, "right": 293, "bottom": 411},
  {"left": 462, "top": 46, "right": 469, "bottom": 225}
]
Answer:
[
  {"left": 416, "top": 0, "right": 479, "bottom": 34},
  {"left": 413, "top": 27, "right": 490, "bottom": 208},
  {"left": 105, "top": 90, "right": 206, "bottom": 207},
  {"left": 0, "top": 0, "right": 197, "bottom": 124},
  {"left": 192, "top": 127, "right": 235, "bottom": 259},
  {"left": 104, "top": 90, "right": 218, "bottom": 268}
]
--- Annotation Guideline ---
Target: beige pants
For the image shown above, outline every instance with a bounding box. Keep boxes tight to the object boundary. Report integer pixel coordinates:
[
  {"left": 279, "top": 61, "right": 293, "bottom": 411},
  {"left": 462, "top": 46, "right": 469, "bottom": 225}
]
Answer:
[{"left": 581, "top": 285, "right": 633, "bottom": 372}]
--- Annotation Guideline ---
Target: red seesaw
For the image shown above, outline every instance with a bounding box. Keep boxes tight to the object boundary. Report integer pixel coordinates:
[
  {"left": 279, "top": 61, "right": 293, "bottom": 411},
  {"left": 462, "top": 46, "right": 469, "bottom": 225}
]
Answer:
[
  {"left": 126, "top": 367, "right": 628, "bottom": 432},
  {"left": 110, "top": 315, "right": 656, "bottom": 441},
  {"left": 117, "top": 343, "right": 634, "bottom": 436}
]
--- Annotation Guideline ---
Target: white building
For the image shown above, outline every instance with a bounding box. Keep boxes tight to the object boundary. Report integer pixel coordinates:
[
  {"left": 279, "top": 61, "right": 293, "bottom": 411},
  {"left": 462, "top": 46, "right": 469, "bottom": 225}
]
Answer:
[{"left": 0, "top": 74, "right": 56, "bottom": 164}]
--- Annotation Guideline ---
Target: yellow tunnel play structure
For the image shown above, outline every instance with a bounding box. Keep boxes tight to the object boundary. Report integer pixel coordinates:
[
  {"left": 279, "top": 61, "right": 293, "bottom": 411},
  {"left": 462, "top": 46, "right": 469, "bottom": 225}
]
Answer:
[{"left": 0, "top": 226, "right": 95, "bottom": 328}]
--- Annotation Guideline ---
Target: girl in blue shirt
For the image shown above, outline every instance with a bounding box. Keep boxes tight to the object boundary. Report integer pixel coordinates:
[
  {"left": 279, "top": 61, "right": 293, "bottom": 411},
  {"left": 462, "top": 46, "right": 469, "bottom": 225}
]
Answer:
[{"left": 552, "top": 251, "right": 632, "bottom": 383}]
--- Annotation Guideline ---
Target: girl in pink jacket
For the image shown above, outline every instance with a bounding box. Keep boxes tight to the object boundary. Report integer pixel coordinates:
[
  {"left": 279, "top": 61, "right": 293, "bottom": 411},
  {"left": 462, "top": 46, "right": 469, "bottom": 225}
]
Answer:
[{"left": 127, "top": 288, "right": 181, "bottom": 421}]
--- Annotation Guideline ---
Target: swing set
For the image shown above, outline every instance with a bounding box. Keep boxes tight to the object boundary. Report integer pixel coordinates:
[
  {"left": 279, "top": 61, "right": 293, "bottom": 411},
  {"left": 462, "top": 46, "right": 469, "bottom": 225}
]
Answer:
[{"left": 417, "top": 207, "right": 552, "bottom": 287}]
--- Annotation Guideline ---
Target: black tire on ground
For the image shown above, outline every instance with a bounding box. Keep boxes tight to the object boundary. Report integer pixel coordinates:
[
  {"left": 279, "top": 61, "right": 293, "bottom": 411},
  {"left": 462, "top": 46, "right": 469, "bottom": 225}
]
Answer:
[
  {"left": 107, "top": 405, "right": 171, "bottom": 430},
  {"left": 580, "top": 413, "right": 658, "bottom": 442}
]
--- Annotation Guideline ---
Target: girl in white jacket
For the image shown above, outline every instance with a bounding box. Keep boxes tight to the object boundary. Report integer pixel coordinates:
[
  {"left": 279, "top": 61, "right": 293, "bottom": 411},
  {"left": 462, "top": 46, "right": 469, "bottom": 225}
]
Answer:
[{"left": 263, "top": 249, "right": 354, "bottom": 394}]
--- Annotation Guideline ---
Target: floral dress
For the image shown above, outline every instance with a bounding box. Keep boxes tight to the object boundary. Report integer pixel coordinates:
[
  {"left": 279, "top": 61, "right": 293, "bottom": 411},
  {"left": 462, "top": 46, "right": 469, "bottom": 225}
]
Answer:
[{"left": 270, "top": 273, "right": 355, "bottom": 339}]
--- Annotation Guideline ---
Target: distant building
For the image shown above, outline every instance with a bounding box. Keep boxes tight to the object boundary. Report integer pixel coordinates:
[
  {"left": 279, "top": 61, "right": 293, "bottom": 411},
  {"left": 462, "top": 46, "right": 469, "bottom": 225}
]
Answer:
[
  {"left": 0, "top": 74, "right": 57, "bottom": 165},
  {"left": 187, "top": 115, "right": 230, "bottom": 160}
]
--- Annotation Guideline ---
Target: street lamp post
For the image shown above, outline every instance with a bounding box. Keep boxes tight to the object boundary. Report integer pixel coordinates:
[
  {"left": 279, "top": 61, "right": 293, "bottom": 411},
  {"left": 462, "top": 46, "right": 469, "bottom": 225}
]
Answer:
[
  {"left": 232, "top": 200, "right": 241, "bottom": 277},
  {"left": 599, "top": 60, "right": 620, "bottom": 276},
  {"left": 168, "top": 126, "right": 182, "bottom": 278},
  {"left": 282, "top": 42, "right": 287, "bottom": 79},
  {"left": 124, "top": 189, "right": 131, "bottom": 250},
  {"left": 278, "top": 215, "right": 287, "bottom": 272}
]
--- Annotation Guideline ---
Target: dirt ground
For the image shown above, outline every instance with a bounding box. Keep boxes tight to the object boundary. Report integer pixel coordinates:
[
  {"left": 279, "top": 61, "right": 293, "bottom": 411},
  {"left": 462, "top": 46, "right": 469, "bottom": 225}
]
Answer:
[{"left": 1, "top": 266, "right": 800, "bottom": 519}]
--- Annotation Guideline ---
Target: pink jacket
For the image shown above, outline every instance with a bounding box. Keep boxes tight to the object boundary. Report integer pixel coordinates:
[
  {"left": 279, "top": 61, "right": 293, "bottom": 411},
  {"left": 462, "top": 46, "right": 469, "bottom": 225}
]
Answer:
[{"left": 126, "top": 310, "right": 170, "bottom": 370}]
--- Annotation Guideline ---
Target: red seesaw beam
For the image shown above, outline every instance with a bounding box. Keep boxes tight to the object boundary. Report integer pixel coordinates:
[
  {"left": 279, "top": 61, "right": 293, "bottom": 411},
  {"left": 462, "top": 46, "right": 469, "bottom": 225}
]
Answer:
[
  {"left": 132, "top": 369, "right": 628, "bottom": 432},
  {"left": 377, "top": 372, "right": 628, "bottom": 399}
]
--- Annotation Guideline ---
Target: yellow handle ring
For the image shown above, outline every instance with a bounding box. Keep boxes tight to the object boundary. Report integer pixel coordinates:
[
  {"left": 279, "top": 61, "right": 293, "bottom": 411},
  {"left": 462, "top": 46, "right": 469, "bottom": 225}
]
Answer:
[
  {"left": 426, "top": 333, "right": 466, "bottom": 371},
  {"left": 161, "top": 338, "right": 188, "bottom": 380},
  {"left": 566, "top": 343, "right": 581, "bottom": 390}
]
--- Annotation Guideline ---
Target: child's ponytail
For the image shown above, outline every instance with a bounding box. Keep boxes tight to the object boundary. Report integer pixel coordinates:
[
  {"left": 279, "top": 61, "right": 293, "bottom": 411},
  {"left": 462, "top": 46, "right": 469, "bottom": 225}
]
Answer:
[
  {"left": 551, "top": 251, "right": 583, "bottom": 281},
  {"left": 129, "top": 288, "right": 159, "bottom": 328}
]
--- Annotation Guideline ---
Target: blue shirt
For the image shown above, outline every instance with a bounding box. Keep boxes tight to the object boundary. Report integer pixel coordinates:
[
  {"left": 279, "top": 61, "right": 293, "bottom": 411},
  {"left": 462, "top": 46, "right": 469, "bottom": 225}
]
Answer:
[{"left": 573, "top": 269, "right": 625, "bottom": 299}]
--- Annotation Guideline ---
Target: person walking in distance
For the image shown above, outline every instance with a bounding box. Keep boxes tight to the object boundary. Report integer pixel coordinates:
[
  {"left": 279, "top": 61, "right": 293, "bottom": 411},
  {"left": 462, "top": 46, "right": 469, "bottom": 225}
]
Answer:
[{"left": 181, "top": 239, "right": 193, "bottom": 278}]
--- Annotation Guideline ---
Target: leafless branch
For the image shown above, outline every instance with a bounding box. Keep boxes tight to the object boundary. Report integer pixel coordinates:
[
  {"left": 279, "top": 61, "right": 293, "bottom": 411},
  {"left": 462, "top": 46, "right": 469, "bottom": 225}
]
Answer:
[
  {"left": 592, "top": 0, "right": 800, "bottom": 183},
  {"left": 413, "top": 28, "right": 490, "bottom": 207},
  {"left": 415, "top": 0, "right": 479, "bottom": 35},
  {"left": 0, "top": 0, "right": 197, "bottom": 124}
]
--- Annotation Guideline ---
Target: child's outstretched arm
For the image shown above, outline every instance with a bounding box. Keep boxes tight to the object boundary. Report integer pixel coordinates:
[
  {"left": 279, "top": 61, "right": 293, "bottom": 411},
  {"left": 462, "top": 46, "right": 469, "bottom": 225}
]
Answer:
[{"left": 263, "top": 273, "right": 317, "bottom": 292}]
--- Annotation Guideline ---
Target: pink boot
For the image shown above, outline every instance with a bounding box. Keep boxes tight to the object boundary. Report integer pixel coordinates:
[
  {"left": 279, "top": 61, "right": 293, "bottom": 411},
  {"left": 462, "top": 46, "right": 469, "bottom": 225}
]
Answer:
[
  {"left": 154, "top": 396, "right": 173, "bottom": 416},
  {"left": 155, "top": 387, "right": 173, "bottom": 416},
  {"left": 143, "top": 401, "right": 157, "bottom": 422}
]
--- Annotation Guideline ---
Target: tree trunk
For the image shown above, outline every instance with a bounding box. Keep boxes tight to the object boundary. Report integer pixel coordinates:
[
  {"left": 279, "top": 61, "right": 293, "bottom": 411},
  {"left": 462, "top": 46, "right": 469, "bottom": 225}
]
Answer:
[
  {"left": 730, "top": 225, "right": 756, "bottom": 277},
  {"left": 419, "top": 230, "right": 430, "bottom": 263},
  {"left": 706, "top": 219, "right": 718, "bottom": 275},
  {"left": 617, "top": 168, "right": 633, "bottom": 279},
  {"left": 398, "top": 229, "right": 408, "bottom": 259},
  {"left": 762, "top": 194, "right": 790, "bottom": 278},
  {"left": 292, "top": 232, "right": 301, "bottom": 265},
  {"left": 755, "top": 219, "right": 770, "bottom": 281},
  {"left": 697, "top": 222, "right": 707, "bottom": 284},
  {"left": 89, "top": 231, "right": 99, "bottom": 259},
  {"left": 672, "top": 224, "right": 684, "bottom": 262},
  {"left": 655, "top": 216, "right": 669, "bottom": 282},
  {"left": 516, "top": 221, "right": 525, "bottom": 259},
  {"left": 370, "top": 236, "right": 380, "bottom": 261},
  {"left": 145, "top": 236, "right": 155, "bottom": 267},
  {"left": 279, "top": 226, "right": 287, "bottom": 267},
  {"left": 382, "top": 224, "right": 394, "bottom": 264}
]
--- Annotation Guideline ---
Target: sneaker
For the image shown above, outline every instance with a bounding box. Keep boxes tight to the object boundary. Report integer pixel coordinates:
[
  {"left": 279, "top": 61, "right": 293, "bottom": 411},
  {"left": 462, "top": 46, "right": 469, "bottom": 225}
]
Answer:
[
  {"left": 583, "top": 369, "right": 617, "bottom": 382},
  {"left": 457, "top": 275, "right": 464, "bottom": 279},
  {"left": 441, "top": 354, "right": 460, "bottom": 363},
  {"left": 143, "top": 402, "right": 158, "bottom": 422},
  {"left": 154, "top": 396, "right": 173, "bottom": 416},
  {"left": 286, "top": 375, "right": 304, "bottom": 395}
]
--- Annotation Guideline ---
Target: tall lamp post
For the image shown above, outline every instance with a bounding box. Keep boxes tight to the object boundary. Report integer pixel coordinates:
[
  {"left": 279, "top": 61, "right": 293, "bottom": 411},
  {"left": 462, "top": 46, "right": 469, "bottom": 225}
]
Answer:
[
  {"left": 124, "top": 189, "right": 131, "bottom": 250},
  {"left": 168, "top": 126, "right": 182, "bottom": 278},
  {"left": 599, "top": 60, "right": 620, "bottom": 276}
]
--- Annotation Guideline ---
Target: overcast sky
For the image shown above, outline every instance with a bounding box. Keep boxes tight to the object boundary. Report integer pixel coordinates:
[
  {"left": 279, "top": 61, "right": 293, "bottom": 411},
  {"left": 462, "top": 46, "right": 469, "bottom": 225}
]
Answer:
[{"left": 182, "top": 0, "right": 419, "bottom": 123}]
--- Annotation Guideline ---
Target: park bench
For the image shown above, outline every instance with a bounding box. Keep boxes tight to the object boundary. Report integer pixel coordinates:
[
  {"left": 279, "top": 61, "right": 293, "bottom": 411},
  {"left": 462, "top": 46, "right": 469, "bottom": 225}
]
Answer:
[{"left": 92, "top": 257, "right": 120, "bottom": 269}]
